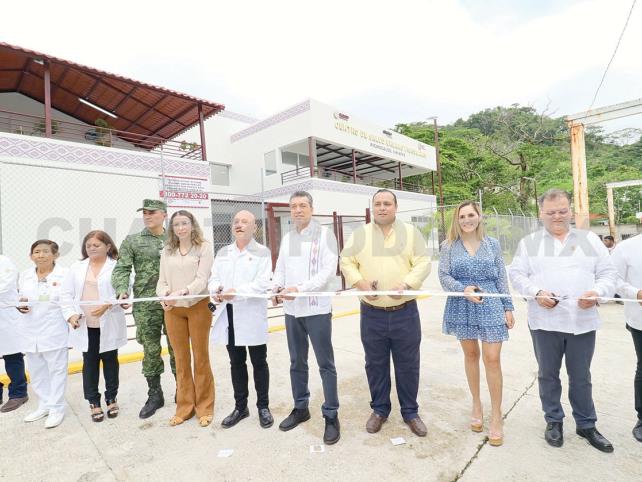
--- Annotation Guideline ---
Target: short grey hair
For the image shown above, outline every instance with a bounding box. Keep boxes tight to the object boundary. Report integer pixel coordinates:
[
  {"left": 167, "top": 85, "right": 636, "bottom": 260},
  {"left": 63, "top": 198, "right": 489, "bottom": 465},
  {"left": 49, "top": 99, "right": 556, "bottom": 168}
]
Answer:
[
  {"left": 289, "top": 190, "right": 313, "bottom": 207},
  {"left": 538, "top": 188, "right": 571, "bottom": 207}
]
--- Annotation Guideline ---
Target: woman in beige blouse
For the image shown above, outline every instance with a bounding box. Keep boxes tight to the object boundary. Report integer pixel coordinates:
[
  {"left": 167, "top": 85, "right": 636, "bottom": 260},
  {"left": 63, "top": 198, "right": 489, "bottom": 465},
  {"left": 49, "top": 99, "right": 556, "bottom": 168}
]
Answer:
[{"left": 157, "top": 210, "right": 214, "bottom": 427}]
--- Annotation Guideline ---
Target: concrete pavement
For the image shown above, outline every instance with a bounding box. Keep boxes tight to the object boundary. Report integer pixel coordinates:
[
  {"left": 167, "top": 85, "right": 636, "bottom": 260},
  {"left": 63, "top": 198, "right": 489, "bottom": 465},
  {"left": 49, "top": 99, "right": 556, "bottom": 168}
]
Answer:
[{"left": 1, "top": 266, "right": 641, "bottom": 481}]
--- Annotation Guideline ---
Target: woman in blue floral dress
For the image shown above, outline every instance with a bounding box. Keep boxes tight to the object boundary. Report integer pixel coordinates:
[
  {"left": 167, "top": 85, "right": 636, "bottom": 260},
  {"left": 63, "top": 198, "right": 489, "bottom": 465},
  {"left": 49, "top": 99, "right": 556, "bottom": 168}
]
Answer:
[{"left": 439, "top": 201, "right": 515, "bottom": 447}]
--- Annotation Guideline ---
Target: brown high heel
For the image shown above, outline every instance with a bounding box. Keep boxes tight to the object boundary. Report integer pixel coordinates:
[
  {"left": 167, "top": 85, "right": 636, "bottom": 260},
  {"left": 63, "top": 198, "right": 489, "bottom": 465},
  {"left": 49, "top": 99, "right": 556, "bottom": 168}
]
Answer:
[{"left": 470, "top": 417, "right": 483, "bottom": 433}]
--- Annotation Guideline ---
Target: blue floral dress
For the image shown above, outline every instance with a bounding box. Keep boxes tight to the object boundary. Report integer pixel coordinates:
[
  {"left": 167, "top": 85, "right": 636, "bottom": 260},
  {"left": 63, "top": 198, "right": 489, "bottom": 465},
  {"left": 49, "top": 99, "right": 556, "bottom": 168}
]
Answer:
[{"left": 439, "top": 236, "right": 513, "bottom": 342}]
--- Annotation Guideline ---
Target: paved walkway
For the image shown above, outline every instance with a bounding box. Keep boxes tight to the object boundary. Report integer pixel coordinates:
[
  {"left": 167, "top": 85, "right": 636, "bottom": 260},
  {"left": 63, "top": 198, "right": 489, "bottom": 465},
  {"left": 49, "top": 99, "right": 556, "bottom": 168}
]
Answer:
[{"left": 1, "top": 266, "right": 641, "bottom": 481}]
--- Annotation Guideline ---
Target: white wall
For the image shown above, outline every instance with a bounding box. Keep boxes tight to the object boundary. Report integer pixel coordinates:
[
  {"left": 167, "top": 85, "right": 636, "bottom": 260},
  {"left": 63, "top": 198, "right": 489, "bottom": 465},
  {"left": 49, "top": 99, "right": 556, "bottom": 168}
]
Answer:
[
  {"left": 0, "top": 133, "right": 213, "bottom": 271},
  {"left": 178, "top": 111, "right": 254, "bottom": 193},
  {"left": 229, "top": 101, "right": 315, "bottom": 194}
]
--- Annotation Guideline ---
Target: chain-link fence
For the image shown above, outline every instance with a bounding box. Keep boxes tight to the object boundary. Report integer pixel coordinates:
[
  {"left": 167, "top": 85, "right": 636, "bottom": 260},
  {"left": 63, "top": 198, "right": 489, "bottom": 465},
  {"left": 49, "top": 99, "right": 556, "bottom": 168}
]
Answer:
[
  {"left": 0, "top": 160, "right": 184, "bottom": 271},
  {"left": 209, "top": 192, "right": 267, "bottom": 254},
  {"left": 402, "top": 204, "right": 540, "bottom": 262}
]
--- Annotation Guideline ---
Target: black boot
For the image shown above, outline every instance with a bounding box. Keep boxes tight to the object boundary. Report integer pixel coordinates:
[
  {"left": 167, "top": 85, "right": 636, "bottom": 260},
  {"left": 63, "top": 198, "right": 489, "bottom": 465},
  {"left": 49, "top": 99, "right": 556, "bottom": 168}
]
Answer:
[
  {"left": 323, "top": 415, "right": 340, "bottom": 445},
  {"left": 139, "top": 376, "right": 164, "bottom": 419}
]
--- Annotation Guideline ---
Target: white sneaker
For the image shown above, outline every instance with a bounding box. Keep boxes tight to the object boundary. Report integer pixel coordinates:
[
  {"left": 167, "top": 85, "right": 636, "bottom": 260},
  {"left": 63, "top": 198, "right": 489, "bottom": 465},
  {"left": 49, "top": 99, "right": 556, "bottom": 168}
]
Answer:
[
  {"left": 44, "top": 411, "right": 64, "bottom": 429},
  {"left": 24, "top": 409, "right": 49, "bottom": 423}
]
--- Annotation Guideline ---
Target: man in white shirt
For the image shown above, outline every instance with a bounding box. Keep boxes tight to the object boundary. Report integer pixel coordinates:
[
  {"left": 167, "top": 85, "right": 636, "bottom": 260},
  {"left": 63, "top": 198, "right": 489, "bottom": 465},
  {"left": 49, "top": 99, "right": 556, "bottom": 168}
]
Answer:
[
  {"left": 509, "top": 188, "right": 617, "bottom": 453},
  {"left": 209, "top": 210, "right": 273, "bottom": 429},
  {"left": 610, "top": 233, "right": 642, "bottom": 442},
  {"left": 272, "top": 191, "right": 340, "bottom": 445}
]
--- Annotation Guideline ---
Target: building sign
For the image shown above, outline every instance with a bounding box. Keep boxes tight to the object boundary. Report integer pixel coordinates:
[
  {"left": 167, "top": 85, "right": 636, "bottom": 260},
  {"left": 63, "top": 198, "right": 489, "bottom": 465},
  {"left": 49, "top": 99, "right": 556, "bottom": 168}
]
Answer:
[
  {"left": 308, "top": 100, "right": 436, "bottom": 170},
  {"left": 159, "top": 175, "right": 209, "bottom": 208},
  {"left": 333, "top": 121, "right": 428, "bottom": 160}
]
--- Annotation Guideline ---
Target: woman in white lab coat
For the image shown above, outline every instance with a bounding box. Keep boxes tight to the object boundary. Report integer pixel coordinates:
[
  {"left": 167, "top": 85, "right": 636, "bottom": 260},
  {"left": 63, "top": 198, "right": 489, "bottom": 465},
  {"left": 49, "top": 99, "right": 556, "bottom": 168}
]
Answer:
[
  {"left": 17, "top": 240, "right": 69, "bottom": 428},
  {"left": 60, "top": 230, "right": 127, "bottom": 422},
  {"left": 0, "top": 254, "right": 29, "bottom": 413}
]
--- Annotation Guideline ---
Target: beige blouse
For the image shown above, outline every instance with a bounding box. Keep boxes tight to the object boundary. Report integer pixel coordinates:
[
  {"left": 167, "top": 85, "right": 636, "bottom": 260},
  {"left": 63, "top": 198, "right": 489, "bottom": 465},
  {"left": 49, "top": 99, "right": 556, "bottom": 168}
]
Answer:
[
  {"left": 156, "top": 241, "right": 213, "bottom": 308},
  {"left": 81, "top": 267, "right": 101, "bottom": 328}
]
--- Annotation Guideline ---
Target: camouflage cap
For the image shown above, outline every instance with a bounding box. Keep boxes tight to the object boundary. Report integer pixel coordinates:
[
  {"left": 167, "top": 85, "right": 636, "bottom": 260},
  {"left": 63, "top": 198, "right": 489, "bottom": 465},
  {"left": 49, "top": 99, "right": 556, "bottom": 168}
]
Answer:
[{"left": 136, "top": 199, "right": 167, "bottom": 212}]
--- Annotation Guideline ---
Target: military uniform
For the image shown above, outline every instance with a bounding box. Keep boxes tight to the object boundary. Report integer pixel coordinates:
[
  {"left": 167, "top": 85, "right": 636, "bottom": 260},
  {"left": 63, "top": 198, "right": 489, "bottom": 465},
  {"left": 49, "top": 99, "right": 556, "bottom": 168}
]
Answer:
[
  {"left": 112, "top": 227, "right": 175, "bottom": 377},
  {"left": 111, "top": 199, "right": 176, "bottom": 418}
]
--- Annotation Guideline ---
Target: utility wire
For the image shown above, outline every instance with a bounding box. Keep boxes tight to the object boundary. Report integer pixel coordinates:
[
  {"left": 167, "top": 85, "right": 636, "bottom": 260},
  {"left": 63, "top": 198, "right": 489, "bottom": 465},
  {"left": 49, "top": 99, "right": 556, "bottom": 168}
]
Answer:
[{"left": 588, "top": 0, "right": 637, "bottom": 111}]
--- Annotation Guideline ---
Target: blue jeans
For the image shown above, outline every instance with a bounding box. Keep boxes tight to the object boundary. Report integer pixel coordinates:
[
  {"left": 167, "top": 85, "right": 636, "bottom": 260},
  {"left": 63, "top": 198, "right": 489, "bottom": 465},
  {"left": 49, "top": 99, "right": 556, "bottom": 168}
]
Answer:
[
  {"left": 1, "top": 353, "right": 28, "bottom": 400},
  {"left": 360, "top": 300, "right": 421, "bottom": 421}
]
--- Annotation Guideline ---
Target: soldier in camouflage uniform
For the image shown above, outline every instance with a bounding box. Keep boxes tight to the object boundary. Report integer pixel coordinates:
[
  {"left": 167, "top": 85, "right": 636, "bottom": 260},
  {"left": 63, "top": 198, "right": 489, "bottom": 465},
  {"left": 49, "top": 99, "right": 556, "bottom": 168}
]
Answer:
[{"left": 112, "top": 199, "right": 176, "bottom": 419}]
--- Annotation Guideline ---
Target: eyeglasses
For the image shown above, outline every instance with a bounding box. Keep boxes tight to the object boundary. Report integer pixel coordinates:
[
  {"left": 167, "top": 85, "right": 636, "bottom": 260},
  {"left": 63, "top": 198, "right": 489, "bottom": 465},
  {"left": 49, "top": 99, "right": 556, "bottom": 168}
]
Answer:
[
  {"left": 172, "top": 221, "right": 192, "bottom": 228},
  {"left": 542, "top": 209, "right": 570, "bottom": 217}
]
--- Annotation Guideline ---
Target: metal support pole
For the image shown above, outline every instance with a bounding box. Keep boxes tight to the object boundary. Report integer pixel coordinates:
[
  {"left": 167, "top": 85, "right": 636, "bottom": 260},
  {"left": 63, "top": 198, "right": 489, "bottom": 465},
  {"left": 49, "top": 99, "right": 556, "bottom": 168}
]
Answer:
[
  {"left": 432, "top": 117, "right": 445, "bottom": 233},
  {"left": 351, "top": 149, "right": 357, "bottom": 183},
  {"left": 569, "top": 121, "right": 590, "bottom": 229},
  {"left": 398, "top": 162, "right": 403, "bottom": 190},
  {"left": 43, "top": 61, "right": 52, "bottom": 137},
  {"left": 160, "top": 145, "right": 168, "bottom": 230},
  {"left": 308, "top": 137, "right": 316, "bottom": 178},
  {"left": 493, "top": 207, "right": 500, "bottom": 240},
  {"left": 261, "top": 168, "right": 267, "bottom": 245},
  {"left": 606, "top": 186, "right": 617, "bottom": 240}
]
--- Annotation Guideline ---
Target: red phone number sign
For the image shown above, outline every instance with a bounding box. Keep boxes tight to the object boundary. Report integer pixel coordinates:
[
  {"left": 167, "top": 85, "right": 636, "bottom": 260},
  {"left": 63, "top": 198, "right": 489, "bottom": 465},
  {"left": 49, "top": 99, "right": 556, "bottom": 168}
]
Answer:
[{"left": 159, "top": 191, "right": 209, "bottom": 200}]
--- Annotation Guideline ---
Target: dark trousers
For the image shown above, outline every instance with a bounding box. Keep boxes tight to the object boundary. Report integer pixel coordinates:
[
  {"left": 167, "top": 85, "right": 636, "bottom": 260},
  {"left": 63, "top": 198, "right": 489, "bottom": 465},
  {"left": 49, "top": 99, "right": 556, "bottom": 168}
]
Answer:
[
  {"left": 530, "top": 329, "right": 597, "bottom": 429},
  {"left": 82, "top": 328, "right": 119, "bottom": 405},
  {"left": 285, "top": 312, "right": 339, "bottom": 418},
  {"left": 628, "top": 324, "right": 642, "bottom": 421},
  {"left": 226, "top": 304, "right": 269, "bottom": 410},
  {"left": 0, "top": 353, "right": 27, "bottom": 400},
  {"left": 360, "top": 300, "right": 421, "bottom": 421}
]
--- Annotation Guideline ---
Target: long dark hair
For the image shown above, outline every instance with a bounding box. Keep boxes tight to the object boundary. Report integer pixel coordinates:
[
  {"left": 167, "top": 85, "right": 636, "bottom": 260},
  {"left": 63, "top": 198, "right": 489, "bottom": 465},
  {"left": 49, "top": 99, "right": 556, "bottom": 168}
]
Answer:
[{"left": 81, "top": 230, "right": 118, "bottom": 260}]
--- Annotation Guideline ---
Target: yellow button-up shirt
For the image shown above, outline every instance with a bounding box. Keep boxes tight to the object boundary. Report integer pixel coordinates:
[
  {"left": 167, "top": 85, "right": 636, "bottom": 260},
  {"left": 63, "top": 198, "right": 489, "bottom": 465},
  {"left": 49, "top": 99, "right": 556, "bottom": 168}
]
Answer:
[{"left": 340, "top": 219, "right": 430, "bottom": 307}]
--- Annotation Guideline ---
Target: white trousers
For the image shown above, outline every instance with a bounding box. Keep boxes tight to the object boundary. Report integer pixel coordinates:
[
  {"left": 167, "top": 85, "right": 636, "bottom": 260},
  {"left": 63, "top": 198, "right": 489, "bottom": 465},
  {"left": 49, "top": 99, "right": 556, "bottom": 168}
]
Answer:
[{"left": 26, "top": 348, "right": 69, "bottom": 414}]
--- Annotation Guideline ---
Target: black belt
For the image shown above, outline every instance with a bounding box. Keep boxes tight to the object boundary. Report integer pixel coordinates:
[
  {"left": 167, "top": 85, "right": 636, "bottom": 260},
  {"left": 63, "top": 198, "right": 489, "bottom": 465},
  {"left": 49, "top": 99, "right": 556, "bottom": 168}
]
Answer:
[{"left": 361, "top": 299, "right": 416, "bottom": 312}]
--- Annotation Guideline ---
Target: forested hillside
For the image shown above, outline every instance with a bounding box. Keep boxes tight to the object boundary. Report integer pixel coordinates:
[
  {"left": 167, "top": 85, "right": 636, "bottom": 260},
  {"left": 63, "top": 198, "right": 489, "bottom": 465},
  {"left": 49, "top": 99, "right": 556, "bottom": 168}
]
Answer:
[{"left": 396, "top": 105, "right": 642, "bottom": 223}]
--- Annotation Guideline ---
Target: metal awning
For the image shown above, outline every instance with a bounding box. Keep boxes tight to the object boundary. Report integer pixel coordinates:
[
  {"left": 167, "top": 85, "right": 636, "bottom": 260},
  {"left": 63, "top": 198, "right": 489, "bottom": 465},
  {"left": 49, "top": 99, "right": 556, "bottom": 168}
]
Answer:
[
  {"left": 0, "top": 42, "right": 224, "bottom": 149},
  {"left": 315, "top": 141, "right": 402, "bottom": 177}
]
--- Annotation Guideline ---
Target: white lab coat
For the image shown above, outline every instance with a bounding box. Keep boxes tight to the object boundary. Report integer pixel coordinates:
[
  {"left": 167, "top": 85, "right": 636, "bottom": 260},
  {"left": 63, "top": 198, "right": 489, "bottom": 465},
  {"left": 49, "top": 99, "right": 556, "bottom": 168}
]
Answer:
[
  {"left": 0, "top": 255, "right": 27, "bottom": 356},
  {"left": 60, "top": 258, "right": 127, "bottom": 353},
  {"left": 18, "top": 264, "right": 70, "bottom": 353},
  {"left": 209, "top": 240, "right": 271, "bottom": 346}
]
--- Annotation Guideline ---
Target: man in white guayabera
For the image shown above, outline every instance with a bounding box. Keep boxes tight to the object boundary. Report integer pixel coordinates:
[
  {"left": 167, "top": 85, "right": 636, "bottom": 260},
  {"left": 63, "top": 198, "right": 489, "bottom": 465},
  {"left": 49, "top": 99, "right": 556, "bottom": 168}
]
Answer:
[
  {"left": 272, "top": 191, "right": 340, "bottom": 445},
  {"left": 509, "top": 188, "right": 617, "bottom": 453}
]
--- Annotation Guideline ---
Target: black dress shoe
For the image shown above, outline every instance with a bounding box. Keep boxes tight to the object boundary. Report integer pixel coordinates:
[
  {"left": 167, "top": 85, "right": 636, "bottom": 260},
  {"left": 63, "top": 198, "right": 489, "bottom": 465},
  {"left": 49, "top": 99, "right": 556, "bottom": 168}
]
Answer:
[
  {"left": 576, "top": 427, "right": 614, "bottom": 453},
  {"left": 258, "top": 408, "right": 274, "bottom": 428},
  {"left": 279, "top": 408, "right": 311, "bottom": 431},
  {"left": 545, "top": 422, "right": 563, "bottom": 447},
  {"left": 221, "top": 407, "right": 249, "bottom": 429},
  {"left": 633, "top": 420, "right": 642, "bottom": 442},
  {"left": 323, "top": 415, "right": 340, "bottom": 445}
]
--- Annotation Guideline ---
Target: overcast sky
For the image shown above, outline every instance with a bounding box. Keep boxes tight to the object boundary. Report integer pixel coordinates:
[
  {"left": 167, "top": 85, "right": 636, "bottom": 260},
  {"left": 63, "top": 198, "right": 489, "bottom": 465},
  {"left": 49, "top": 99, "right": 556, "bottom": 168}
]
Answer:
[{"left": 2, "top": 0, "right": 641, "bottom": 131}]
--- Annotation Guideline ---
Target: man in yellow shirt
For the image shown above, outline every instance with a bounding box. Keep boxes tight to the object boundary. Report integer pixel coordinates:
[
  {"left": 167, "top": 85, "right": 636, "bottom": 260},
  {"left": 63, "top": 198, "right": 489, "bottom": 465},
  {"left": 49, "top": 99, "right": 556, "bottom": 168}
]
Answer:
[{"left": 340, "top": 189, "right": 430, "bottom": 436}]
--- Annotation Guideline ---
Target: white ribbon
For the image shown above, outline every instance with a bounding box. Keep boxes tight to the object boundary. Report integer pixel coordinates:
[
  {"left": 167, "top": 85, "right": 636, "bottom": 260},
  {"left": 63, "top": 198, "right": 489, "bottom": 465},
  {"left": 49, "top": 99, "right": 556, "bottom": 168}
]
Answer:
[{"left": 1, "top": 289, "right": 639, "bottom": 308}]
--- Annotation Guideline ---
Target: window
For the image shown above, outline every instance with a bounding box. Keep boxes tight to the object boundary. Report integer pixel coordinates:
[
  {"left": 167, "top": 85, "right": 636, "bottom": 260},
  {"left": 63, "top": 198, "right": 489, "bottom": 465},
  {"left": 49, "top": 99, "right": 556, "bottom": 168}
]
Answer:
[
  {"left": 282, "top": 151, "right": 298, "bottom": 168},
  {"left": 210, "top": 164, "right": 230, "bottom": 186},
  {"left": 264, "top": 150, "right": 276, "bottom": 175},
  {"left": 281, "top": 150, "right": 310, "bottom": 171}
]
